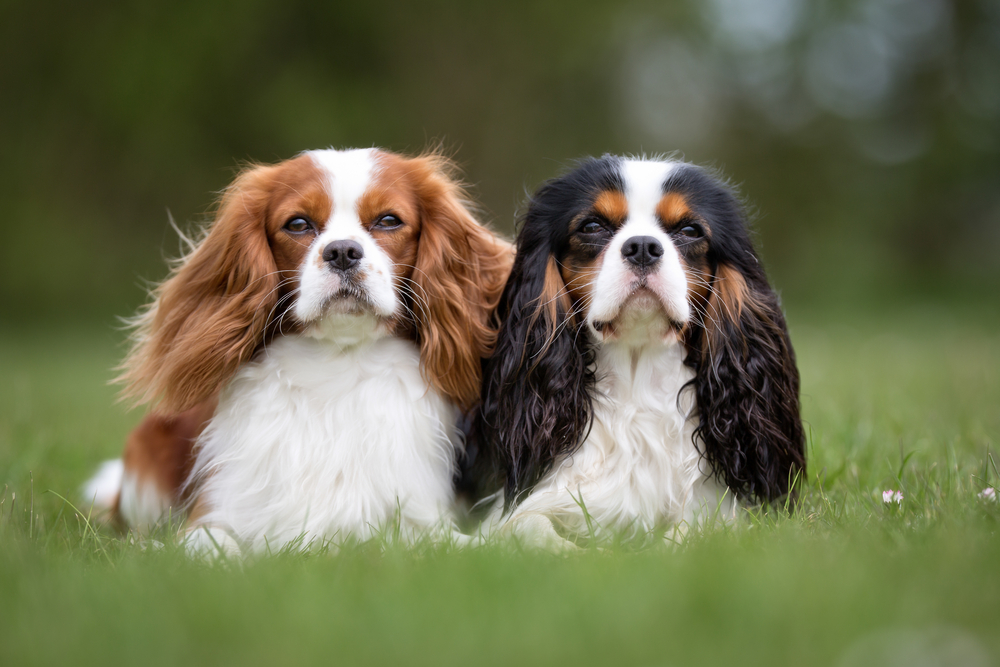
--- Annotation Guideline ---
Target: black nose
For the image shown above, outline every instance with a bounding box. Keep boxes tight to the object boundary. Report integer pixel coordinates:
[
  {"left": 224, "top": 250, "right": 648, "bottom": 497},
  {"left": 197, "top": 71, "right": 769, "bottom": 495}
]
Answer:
[
  {"left": 322, "top": 240, "right": 364, "bottom": 272},
  {"left": 621, "top": 235, "right": 664, "bottom": 269}
]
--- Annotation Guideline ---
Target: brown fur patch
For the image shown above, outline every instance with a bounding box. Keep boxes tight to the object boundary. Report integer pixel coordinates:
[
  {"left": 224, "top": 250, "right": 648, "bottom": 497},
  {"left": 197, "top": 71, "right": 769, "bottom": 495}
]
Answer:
[
  {"left": 524, "top": 257, "right": 573, "bottom": 358},
  {"left": 705, "top": 263, "right": 752, "bottom": 334},
  {"left": 656, "top": 192, "right": 692, "bottom": 225},
  {"left": 592, "top": 190, "right": 628, "bottom": 226},
  {"left": 542, "top": 257, "right": 573, "bottom": 324},
  {"left": 362, "top": 152, "right": 424, "bottom": 284},
  {"left": 267, "top": 155, "right": 333, "bottom": 278},
  {"left": 121, "top": 398, "right": 217, "bottom": 511},
  {"left": 510, "top": 256, "right": 575, "bottom": 366},
  {"left": 374, "top": 151, "right": 514, "bottom": 411},
  {"left": 560, "top": 249, "right": 602, "bottom": 320},
  {"left": 681, "top": 255, "right": 713, "bottom": 316},
  {"left": 117, "top": 155, "right": 331, "bottom": 412}
]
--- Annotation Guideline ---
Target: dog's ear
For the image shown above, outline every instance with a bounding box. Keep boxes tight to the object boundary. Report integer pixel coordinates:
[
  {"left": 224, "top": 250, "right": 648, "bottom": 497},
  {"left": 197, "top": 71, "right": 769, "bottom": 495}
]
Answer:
[
  {"left": 118, "top": 164, "right": 281, "bottom": 413},
  {"left": 688, "top": 261, "right": 806, "bottom": 503},
  {"left": 478, "top": 224, "right": 596, "bottom": 510},
  {"left": 408, "top": 155, "right": 513, "bottom": 413}
]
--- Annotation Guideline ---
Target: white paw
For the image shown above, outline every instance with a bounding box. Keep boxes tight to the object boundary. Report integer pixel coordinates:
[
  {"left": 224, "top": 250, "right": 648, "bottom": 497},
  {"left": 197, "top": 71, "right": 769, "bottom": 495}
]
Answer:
[
  {"left": 183, "top": 526, "right": 243, "bottom": 562},
  {"left": 506, "top": 514, "right": 580, "bottom": 553}
]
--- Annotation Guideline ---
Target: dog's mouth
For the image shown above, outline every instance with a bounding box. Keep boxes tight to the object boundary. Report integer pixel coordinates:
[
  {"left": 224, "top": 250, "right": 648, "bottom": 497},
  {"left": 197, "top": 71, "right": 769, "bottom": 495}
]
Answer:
[
  {"left": 303, "top": 282, "right": 399, "bottom": 345},
  {"left": 622, "top": 286, "right": 662, "bottom": 310},
  {"left": 592, "top": 285, "right": 685, "bottom": 340},
  {"left": 320, "top": 285, "right": 377, "bottom": 317}
]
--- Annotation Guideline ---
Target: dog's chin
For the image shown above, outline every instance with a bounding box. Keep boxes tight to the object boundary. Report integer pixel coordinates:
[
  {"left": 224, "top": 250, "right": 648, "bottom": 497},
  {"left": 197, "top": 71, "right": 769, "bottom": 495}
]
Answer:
[
  {"left": 304, "top": 290, "right": 395, "bottom": 346},
  {"left": 322, "top": 292, "right": 374, "bottom": 317},
  {"left": 591, "top": 287, "right": 685, "bottom": 345}
]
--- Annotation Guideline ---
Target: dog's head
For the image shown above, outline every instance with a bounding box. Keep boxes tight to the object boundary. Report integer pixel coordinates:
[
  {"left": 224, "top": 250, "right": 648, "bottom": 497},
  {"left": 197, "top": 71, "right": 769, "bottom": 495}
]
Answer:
[{"left": 120, "top": 148, "right": 512, "bottom": 413}]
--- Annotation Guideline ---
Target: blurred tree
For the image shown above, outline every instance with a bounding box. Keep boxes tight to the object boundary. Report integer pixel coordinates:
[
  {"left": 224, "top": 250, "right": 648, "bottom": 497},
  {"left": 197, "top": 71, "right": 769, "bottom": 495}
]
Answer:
[{"left": 0, "top": 0, "right": 996, "bottom": 322}]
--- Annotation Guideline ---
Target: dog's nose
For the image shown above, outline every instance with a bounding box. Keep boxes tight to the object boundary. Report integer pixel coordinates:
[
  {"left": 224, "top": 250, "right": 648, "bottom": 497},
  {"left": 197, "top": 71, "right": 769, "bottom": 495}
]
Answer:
[
  {"left": 322, "top": 240, "right": 364, "bottom": 272},
  {"left": 621, "top": 236, "right": 663, "bottom": 269}
]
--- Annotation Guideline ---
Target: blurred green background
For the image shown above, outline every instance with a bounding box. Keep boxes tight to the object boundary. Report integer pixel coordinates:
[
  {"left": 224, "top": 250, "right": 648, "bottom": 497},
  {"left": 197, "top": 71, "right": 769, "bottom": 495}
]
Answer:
[{"left": 3, "top": 0, "right": 998, "bottom": 326}]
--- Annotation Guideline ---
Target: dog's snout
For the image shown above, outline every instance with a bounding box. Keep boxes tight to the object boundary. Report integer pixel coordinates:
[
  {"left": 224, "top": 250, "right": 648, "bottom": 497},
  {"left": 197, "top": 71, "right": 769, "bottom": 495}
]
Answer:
[
  {"left": 621, "top": 236, "right": 663, "bottom": 269},
  {"left": 322, "top": 240, "right": 364, "bottom": 272}
]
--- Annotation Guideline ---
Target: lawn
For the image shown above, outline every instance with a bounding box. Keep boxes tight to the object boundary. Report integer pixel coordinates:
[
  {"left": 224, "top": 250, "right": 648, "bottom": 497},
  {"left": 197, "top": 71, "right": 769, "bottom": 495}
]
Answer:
[{"left": 2, "top": 306, "right": 998, "bottom": 666}]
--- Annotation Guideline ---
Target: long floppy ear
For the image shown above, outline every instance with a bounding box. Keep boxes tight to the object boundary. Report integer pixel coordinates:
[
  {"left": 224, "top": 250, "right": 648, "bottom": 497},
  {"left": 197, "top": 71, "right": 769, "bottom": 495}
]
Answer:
[
  {"left": 117, "top": 164, "right": 281, "bottom": 413},
  {"left": 688, "top": 261, "right": 806, "bottom": 504},
  {"left": 409, "top": 155, "right": 513, "bottom": 412},
  {"left": 477, "top": 226, "right": 596, "bottom": 510}
]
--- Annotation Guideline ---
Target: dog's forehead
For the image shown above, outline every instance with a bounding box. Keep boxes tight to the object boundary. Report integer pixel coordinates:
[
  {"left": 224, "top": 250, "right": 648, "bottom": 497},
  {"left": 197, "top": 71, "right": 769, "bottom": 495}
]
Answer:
[
  {"left": 620, "top": 159, "right": 682, "bottom": 220},
  {"left": 306, "top": 148, "right": 378, "bottom": 216},
  {"left": 577, "top": 159, "right": 692, "bottom": 231}
]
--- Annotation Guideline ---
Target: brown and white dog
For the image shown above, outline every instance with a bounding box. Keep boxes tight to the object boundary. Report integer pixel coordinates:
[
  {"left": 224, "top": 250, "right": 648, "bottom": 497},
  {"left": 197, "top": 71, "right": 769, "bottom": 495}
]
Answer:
[{"left": 84, "top": 148, "right": 512, "bottom": 555}]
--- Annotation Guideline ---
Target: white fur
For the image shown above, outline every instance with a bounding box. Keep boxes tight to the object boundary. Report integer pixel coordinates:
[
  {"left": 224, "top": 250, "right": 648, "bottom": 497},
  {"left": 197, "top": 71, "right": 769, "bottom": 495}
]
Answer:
[
  {"left": 187, "top": 330, "right": 462, "bottom": 552},
  {"left": 82, "top": 458, "right": 178, "bottom": 531},
  {"left": 81, "top": 458, "right": 123, "bottom": 511},
  {"left": 118, "top": 470, "right": 176, "bottom": 531},
  {"left": 184, "top": 526, "right": 244, "bottom": 560},
  {"left": 494, "top": 159, "right": 736, "bottom": 547},
  {"left": 495, "top": 340, "right": 736, "bottom": 546}
]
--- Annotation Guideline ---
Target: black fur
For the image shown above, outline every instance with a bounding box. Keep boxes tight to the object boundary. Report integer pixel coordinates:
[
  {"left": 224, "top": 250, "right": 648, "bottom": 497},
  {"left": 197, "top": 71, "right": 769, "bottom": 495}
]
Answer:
[
  {"left": 477, "top": 156, "right": 805, "bottom": 510},
  {"left": 477, "top": 157, "right": 625, "bottom": 508},
  {"left": 664, "top": 168, "right": 805, "bottom": 502}
]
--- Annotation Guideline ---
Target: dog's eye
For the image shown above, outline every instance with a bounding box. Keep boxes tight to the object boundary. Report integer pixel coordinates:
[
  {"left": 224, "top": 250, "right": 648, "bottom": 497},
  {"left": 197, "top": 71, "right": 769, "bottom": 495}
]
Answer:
[
  {"left": 677, "top": 224, "right": 704, "bottom": 239},
  {"left": 284, "top": 217, "right": 314, "bottom": 234},
  {"left": 579, "top": 219, "right": 605, "bottom": 235},
  {"left": 372, "top": 214, "right": 403, "bottom": 230}
]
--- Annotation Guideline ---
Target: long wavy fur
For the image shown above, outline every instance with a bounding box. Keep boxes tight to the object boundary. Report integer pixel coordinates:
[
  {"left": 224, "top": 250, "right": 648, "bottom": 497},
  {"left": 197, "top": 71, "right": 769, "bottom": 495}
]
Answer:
[
  {"left": 477, "top": 161, "right": 625, "bottom": 509},
  {"left": 684, "top": 257, "right": 806, "bottom": 502},
  {"left": 407, "top": 154, "right": 513, "bottom": 412},
  {"left": 667, "top": 166, "right": 805, "bottom": 502},
  {"left": 116, "top": 164, "right": 283, "bottom": 413}
]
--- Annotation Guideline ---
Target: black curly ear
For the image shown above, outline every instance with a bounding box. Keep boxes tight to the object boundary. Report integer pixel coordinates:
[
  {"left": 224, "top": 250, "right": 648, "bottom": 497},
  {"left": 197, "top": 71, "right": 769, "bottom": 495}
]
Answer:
[
  {"left": 477, "top": 241, "right": 596, "bottom": 510},
  {"left": 687, "top": 262, "right": 806, "bottom": 504}
]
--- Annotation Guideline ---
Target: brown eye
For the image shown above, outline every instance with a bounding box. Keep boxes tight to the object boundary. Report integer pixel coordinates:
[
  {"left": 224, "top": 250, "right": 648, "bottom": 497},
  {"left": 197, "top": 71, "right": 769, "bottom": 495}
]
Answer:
[
  {"left": 579, "top": 219, "right": 605, "bottom": 235},
  {"left": 284, "top": 217, "right": 313, "bottom": 234},
  {"left": 678, "top": 224, "right": 704, "bottom": 239},
  {"left": 372, "top": 214, "right": 403, "bottom": 230}
]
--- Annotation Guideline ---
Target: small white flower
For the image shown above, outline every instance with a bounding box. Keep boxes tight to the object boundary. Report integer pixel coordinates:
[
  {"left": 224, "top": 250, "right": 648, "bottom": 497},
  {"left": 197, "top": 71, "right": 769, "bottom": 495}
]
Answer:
[
  {"left": 882, "top": 489, "right": 903, "bottom": 504},
  {"left": 979, "top": 487, "right": 997, "bottom": 502}
]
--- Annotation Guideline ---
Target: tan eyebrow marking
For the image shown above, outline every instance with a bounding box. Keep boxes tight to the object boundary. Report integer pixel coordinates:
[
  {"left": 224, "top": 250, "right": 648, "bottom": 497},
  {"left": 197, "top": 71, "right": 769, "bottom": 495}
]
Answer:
[
  {"left": 592, "top": 190, "right": 628, "bottom": 226},
  {"left": 656, "top": 192, "right": 691, "bottom": 224}
]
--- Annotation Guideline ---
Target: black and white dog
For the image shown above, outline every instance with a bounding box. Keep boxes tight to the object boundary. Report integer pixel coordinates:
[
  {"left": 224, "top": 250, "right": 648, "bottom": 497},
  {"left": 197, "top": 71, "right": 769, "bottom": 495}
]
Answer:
[{"left": 476, "top": 155, "right": 805, "bottom": 546}]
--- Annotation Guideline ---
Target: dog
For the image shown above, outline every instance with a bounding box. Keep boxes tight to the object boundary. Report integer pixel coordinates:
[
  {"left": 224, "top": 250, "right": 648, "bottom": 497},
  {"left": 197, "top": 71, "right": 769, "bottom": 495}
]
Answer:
[
  {"left": 85, "top": 148, "right": 512, "bottom": 555},
  {"left": 476, "top": 155, "right": 805, "bottom": 547}
]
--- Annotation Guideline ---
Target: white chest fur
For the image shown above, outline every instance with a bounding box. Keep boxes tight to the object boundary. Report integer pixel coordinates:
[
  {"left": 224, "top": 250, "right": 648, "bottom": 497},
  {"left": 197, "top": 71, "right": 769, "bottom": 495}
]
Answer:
[
  {"left": 505, "top": 339, "right": 735, "bottom": 541},
  {"left": 188, "top": 335, "right": 460, "bottom": 552}
]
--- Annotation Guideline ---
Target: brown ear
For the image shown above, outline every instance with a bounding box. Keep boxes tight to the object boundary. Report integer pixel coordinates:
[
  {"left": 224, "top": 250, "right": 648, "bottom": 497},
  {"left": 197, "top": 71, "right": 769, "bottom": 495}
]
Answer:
[
  {"left": 409, "top": 155, "right": 513, "bottom": 412},
  {"left": 117, "top": 164, "right": 281, "bottom": 412}
]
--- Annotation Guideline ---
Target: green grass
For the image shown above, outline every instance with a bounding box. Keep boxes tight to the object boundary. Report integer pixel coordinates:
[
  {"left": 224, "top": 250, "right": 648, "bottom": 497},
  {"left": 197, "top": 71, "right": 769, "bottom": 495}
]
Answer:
[{"left": 2, "top": 308, "right": 999, "bottom": 666}]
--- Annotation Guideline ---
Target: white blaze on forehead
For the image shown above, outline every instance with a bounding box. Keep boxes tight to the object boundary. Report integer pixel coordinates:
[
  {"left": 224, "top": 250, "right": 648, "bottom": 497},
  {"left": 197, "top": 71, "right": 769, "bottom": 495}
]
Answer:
[
  {"left": 306, "top": 148, "right": 378, "bottom": 227},
  {"left": 621, "top": 159, "right": 680, "bottom": 217}
]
